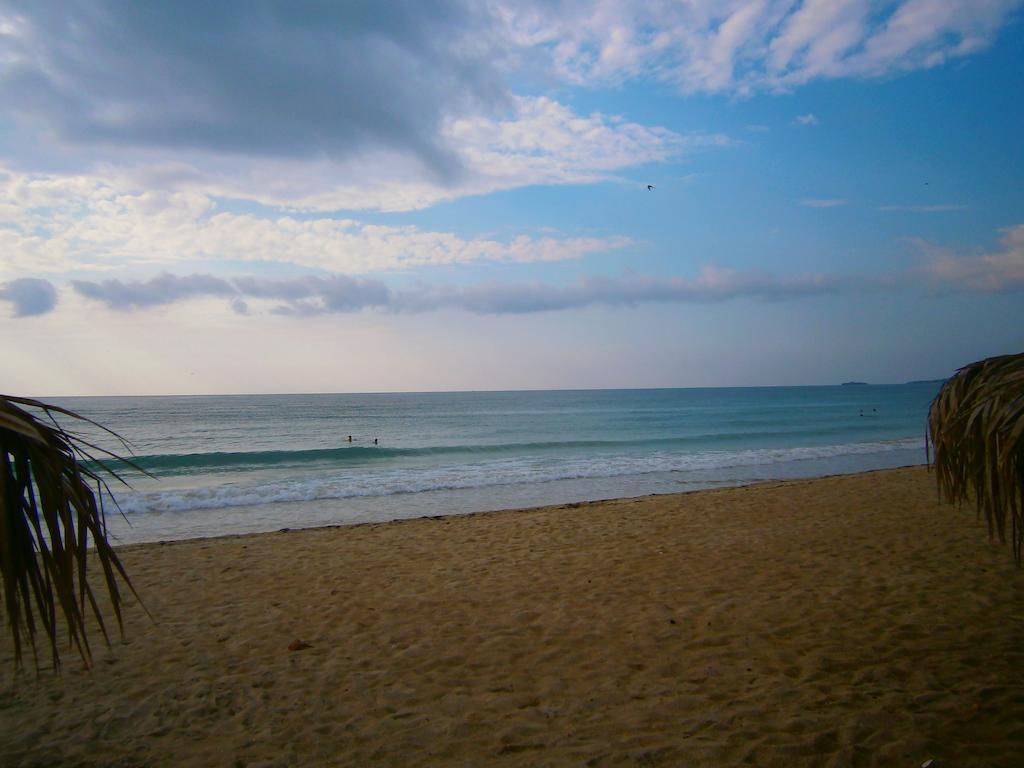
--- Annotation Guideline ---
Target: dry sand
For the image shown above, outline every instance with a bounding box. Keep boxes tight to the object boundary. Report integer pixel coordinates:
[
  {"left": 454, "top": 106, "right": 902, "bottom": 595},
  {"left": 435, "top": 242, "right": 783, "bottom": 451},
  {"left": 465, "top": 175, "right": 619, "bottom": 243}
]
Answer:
[{"left": 2, "top": 466, "right": 1022, "bottom": 767}]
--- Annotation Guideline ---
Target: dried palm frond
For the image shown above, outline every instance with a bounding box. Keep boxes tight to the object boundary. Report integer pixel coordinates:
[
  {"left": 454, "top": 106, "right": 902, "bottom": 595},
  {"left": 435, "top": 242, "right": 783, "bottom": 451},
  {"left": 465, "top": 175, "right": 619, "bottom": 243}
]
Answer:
[
  {"left": 1, "top": 395, "right": 144, "bottom": 671},
  {"left": 928, "top": 353, "right": 1024, "bottom": 562}
]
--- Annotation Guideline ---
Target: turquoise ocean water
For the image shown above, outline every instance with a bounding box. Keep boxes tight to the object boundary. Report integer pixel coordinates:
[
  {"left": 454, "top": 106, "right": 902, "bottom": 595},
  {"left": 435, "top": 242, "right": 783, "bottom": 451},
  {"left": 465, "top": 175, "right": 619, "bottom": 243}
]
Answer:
[{"left": 52, "top": 384, "right": 941, "bottom": 544}]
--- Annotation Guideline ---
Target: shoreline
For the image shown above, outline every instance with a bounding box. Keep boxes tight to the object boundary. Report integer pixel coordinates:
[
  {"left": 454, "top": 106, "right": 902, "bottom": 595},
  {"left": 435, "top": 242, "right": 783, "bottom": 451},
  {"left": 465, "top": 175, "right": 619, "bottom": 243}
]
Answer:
[
  {"left": 110, "top": 460, "right": 930, "bottom": 549},
  {"left": 4, "top": 465, "right": 1021, "bottom": 767}
]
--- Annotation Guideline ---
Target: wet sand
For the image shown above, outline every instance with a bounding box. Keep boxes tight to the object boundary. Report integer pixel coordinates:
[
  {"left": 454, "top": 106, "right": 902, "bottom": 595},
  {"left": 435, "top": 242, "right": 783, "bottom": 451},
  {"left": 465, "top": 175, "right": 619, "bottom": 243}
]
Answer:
[{"left": 2, "top": 466, "right": 1022, "bottom": 767}]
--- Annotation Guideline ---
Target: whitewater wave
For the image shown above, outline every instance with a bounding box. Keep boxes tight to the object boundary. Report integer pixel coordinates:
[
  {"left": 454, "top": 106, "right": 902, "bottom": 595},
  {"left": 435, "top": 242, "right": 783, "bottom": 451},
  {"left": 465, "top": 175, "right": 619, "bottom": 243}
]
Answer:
[
  {"left": 93, "top": 430, "right": 907, "bottom": 475},
  {"left": 107, "top": 437, "right": 924, "bottom": 515}
]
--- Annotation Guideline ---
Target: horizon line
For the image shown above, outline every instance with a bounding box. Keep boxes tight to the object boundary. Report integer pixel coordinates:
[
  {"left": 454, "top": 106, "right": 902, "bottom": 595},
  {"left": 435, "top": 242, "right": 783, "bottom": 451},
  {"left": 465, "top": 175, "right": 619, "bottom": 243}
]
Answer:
[{"left": 19, "top": 380, "right": 949, "bottom": 399}]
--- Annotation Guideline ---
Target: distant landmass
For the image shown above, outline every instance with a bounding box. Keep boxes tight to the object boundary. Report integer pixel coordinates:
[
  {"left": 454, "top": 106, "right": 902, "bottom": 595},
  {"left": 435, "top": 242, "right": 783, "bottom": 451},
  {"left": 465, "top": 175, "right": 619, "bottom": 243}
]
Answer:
[{"left": 838, "top": 379, "right": 947, "bottom": 387}]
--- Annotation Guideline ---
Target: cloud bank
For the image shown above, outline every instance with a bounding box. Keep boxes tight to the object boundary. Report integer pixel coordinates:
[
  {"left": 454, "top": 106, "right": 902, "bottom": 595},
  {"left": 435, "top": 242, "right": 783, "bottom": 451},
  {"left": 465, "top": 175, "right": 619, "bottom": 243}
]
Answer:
[
  {"left": 0, "top": 277, "right": 57, "bottom": 317},
  {"left": 0, "top": 1, "right": 1015, "bottom": 213},
  {"left": 0, "top": 225, "right": 1001, "bottom": 319},
  {"left": 0, "top": 3, "right": 724, "bottom": 212},
  {"left": 72, "top": 274, "right": 236, "bottom": 310},
  {"left": 66, "top": 269, "right": 846, "bottom": 316},
  {"left": 0, "top": 0, "right": 505, "bottom": 180}
]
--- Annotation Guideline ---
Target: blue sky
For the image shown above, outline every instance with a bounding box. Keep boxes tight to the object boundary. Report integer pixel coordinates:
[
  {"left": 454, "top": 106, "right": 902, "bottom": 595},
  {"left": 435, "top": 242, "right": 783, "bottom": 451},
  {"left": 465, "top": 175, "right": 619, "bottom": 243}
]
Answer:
[{"left": 1, "top": 0, "right": 1022, "bottom": 395}]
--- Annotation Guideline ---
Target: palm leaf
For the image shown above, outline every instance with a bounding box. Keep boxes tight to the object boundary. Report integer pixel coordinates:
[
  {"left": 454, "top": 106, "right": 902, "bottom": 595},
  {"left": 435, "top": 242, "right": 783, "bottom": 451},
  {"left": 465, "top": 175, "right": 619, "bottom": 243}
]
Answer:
[
  {"left": 928, "top": 353, "right": 1024, "bottom": 562},
  {"left": 0, "top": 395, "right": 144, "bottom": 671}
]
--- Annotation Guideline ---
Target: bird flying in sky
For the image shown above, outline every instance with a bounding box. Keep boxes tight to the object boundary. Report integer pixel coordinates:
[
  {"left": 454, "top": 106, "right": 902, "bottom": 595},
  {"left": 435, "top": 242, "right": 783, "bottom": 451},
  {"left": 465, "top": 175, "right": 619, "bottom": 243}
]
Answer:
[{"left": 647, "top": 185, "right": 655, "bottom": 191}]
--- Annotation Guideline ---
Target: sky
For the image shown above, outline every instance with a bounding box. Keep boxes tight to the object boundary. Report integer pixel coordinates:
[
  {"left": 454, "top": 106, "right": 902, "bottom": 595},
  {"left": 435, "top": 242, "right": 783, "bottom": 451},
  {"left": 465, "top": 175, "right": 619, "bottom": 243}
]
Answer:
[{"left": 1, "top": 0, "right": 1022, "bottom": 396}]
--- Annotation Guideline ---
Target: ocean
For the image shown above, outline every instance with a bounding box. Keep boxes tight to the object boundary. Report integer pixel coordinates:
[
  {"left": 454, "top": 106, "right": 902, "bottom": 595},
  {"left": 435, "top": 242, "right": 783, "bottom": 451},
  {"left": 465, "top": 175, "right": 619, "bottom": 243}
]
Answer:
[{"left": 51, "top": 384, "right": 942, "bottom": 544}]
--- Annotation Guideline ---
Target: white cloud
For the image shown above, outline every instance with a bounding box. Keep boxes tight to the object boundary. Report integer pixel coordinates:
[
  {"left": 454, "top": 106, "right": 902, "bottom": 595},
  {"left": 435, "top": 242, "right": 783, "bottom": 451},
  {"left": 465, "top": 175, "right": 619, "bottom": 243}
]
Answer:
[
  {"left": 446, "top": 96, "right": 724, "bottom": 191},
  {"left": 794, "top": 113, "right": 820, "bottom": 126},
  {"left": 502, "top": 0, "right": 1019, "bottom": 94},
  {"left": 799, "top": 197, "right": 845, "bottom": 208},
  {"left": 847, "top": 0, "right": 1007, "bottom": 77},
  {"left": 879, "top": 204, "right": 971, "bottom": 212},
  {"left": 0, "top": 167, "right": 631, "bottom": 276},
  {"left": 219, "top": 96, "right": 726, "bottom": 213},
  {"left": 768, "top": 0, "right": 868, "bottom": 81},
  {"left": 919, "top": 224, "right": 1024, "bottom": 293}
]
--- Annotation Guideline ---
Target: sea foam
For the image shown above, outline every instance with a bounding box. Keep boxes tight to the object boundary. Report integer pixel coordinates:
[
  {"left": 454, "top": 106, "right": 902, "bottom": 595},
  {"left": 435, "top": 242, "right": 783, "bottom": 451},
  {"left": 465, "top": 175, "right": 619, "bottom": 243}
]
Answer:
[{"left": 108, "top": 437, "right": 923, "bottom": 515}]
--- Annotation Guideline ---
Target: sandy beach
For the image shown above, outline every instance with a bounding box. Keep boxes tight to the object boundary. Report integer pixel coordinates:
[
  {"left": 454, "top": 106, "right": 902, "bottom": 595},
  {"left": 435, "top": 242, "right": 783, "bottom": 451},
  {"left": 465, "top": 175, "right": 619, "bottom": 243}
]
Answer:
[{"left": 1, "top": 466, "right": 1021, "bottom": 767}]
